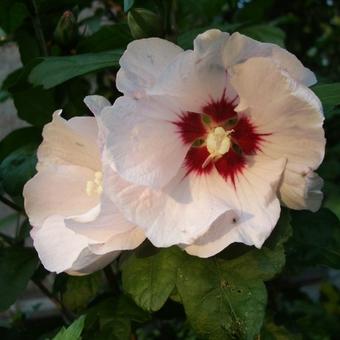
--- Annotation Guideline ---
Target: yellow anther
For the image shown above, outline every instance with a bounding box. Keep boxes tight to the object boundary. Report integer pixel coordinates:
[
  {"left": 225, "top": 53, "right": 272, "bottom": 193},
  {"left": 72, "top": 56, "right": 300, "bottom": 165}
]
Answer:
[
  {"left": 86, "top": 171, "right": 103, "bottom": 196},
  {"left": 202, "top": 127, "right": 233, "bottom": 168}
]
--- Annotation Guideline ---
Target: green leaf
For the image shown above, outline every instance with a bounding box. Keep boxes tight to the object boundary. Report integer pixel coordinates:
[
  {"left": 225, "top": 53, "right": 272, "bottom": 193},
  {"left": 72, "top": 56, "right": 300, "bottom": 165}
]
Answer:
[
  {"left": 287, "top": 208, "right": 340, "bottom": 269},
  {"left": 53, "top": 315, "right": 86, "bottom": 340},
  {"left": 176, "top": 215, "right": 289, "bottom": 340},
  {"left": 128, "top": 8, "right": 163, "bottom": 39},
  {"left": 0, "top": 127, "right": 42, "bottom": 162},
  {"left": 77, "top": 24, "right": 132, "bottom": 53},
  {"left": 29, "top": 50, "right": 123, "bottom": 89},
  {"left": 0, "top": 1, "right": 29, "bottom": 34},
  {"left": 122, "top": 246, "right": 183, "bottom": 312},
  {"left": 264, "top": 208, "right": 292, "bottom": 249},
  {"left": 0, "top": 247, "right": 39, "bottom": 311},
  {"left": 0, "top": 89, "right": 9, "bottom": 103},
  {"left": 0, "top": 144, "right": 37, "bottom": 199},
  {"left": 62, "top": 273, "right": 102, "bottom": 311},
  {"left": 124, "top": 0, "right": 135, "bottom": 12},
  {"left": 239, "top": 25, "right": 286, "bottom": 47},
  {"left": 176, "top": 256, "right": 268, "bottom": 339},
  {"left": 324, "top": 180, "right": 340, "bottom": 219},
  {"left": 85, "top": 296, "right": 149, "bottom": 340},
  {"left": 12, "top": 87, "right": 56, "bottom": 126},
  {"left": 312, "top": 83, "right": 340, "bottom": 118}
]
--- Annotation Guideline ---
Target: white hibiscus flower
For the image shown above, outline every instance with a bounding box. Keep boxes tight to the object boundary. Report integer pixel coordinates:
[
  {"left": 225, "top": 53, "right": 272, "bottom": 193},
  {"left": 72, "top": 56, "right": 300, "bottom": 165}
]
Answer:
[
  {"left": 92, "top": 29, "right": 325, "bottom": 257},
  {"left": 23, "top": 107, "right": 145, "bottom": 274}
]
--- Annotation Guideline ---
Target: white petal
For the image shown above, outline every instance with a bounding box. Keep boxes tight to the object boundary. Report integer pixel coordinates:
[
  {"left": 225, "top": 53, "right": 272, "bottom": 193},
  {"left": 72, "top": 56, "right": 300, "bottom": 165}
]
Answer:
[
  {"left": 66, "top": 248, "right": 119, "bottom": 275},
  {"left": 184, "top": 156, "right": 286, "bottom": 257},
  {"left": 223, "top": 32, "right": 316, "bottom": 86},
  {"left": 24, "top": 165, "right": 99, "bottom": 226},
  {"left": 104, "top": 160, "right": 230, "bottom": 247},
  {"left": 84, "top": 95, "right": 111, "bottom": 116},
  {"left": 65, "top": 194, "right": 138, "bottom": 243},
  {"left": 149, "top": 48, "right": 231, "bottom": 113},
  {"left": 31, "top": 215, "right": 90, "bottom": 274},
  {"left": 37, "top": 112, "right": 101, "bottom": 171},
  {"left": 193, "top": 29, "right": 229, "bottom": 64},
  {"left": 230, "top": 57, "right": 325, "bottom": 211},
  {"left": 116, "top": 38, "right": 183, "bottom": 98},
  {"left": 279, "top": 169, "right": 323, "bottom": 212},
  {"left": 99, "top": 96, "right": 190, "bottom": 188},
  {"left": 89, "top": 227, "right": 145, "bottom": 255}
]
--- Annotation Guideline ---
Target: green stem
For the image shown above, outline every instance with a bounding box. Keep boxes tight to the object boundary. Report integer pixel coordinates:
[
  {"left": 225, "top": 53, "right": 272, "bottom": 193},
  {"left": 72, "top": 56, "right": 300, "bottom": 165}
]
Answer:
[
  {"left": 0, "top": 195, "right": 23, "bottom": 213},
  {"left": 32, "top": 278, "right": 74, "bottom": 324},
  {"left": 31, "top": 0, "right": 48, "bottom": 56},
  {"left": 103, "top": 265, "right": 119, "bottom": 295}
]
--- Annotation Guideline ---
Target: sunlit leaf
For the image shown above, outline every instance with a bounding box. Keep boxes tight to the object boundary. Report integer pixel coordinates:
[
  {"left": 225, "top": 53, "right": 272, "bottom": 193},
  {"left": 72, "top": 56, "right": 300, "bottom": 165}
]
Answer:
[
  {"left": 53, "top": 315, "right": 86, "bottom": 340},
  {"left": 312, "top": 83, "right": 340, "bottom": 118},
  {"left": 29, "top": 50, "right": 123, "bottom": 89},
  {"left": 122, "top": 246, "right": 182, "bottom": 312}
]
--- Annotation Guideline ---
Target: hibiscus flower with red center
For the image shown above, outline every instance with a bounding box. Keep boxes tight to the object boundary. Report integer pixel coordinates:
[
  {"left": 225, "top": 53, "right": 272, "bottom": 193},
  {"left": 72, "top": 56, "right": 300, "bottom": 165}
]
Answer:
[{"left": 89, "top": 29, "right": 325, "bottom": 257}]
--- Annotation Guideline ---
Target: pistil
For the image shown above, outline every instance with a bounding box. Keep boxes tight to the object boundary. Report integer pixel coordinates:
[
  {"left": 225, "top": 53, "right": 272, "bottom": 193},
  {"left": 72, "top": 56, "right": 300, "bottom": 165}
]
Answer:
[
  {"left": 86, "top": 171, "right": 103, "bottom": 196},
  {"left": 202, "top": 127, "right": 233, "bottom": 168}
]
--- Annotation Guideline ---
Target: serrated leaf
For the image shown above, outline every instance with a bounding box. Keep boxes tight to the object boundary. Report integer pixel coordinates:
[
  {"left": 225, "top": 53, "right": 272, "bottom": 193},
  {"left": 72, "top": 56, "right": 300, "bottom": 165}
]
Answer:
[
  {"left": 85, "top": 296, "right": 149, "bottom": 340},
  {"left": 176, "top": 256, "right": 268, "bottom": 339},
  {"left": 177, "top": 239, "right": 286, "bottom": 339},
  {"left": 287, "top": 208, "right": 340, "bottom": 269},
  {"left": 53, "top": 315, "right": 86, "bottom": 340},
  {"left": 62, "top": 273, "right": 102, "bottom": 311},
  {"left": 0, "top": 247, "right": 39, "bottom": 311},
  {"left": 122, "top": 246, "right": 183, "bottom": 312},
  {"left": 29, "top": 50, "right": 123, "bottom": 89},
  {"left": 312, "top": 83, "right": 340, "bottom": 118}
]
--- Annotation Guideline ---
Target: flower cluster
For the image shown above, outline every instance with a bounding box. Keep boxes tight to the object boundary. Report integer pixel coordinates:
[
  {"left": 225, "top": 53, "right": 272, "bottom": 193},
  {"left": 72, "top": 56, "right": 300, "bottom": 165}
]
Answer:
[{"left": 24, "top": 30, "right": 325, "bottom": 274}]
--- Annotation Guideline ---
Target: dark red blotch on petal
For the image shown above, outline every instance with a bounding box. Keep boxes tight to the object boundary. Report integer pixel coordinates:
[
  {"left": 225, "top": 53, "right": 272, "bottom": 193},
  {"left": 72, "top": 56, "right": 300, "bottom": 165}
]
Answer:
[
  {"left": 184, "top": 146, "right": 214, "bottom": 176},
  {"left": 232, "top": 116, "right": 266, "bottom": 155},
  {"left": 173, "top": 90, "right": 269, "bottom": 184},
  {"left": 215, "top": 149, "right": 245, "bottom": 186},
  {"left": 173, "top": 112, "right": 206, "bottom": 145},
  {"left": 202, "top": 90, "right": 237, "bottom": 123}
]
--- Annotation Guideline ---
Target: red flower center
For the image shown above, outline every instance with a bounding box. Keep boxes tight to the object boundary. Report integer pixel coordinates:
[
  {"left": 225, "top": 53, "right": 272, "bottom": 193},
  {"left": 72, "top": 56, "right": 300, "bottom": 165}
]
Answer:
[{"left": 174, "top": 90, "right": 269, "bottom": 185}]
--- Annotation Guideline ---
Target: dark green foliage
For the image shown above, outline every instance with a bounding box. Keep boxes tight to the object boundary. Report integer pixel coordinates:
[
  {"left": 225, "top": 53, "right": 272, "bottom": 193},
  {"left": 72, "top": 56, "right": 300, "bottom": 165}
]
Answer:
[
  {"left": 0, "top": 247, "right": 39, "bottom": 311},
  {"left": 0, "top": 144, "right": 37, "bottom": 200},
  {"left": 287, "top": 209, "right": 340, "bottom": 269}
]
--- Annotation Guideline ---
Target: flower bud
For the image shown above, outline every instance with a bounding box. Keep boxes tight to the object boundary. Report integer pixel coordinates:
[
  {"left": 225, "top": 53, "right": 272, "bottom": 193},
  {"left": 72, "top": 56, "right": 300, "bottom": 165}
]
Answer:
[
  {"left": 54, "top": 11, "right": 78, "bottom": 48},
  {"left": 127, "top": 8, "right": 163, "bottom": 39}
]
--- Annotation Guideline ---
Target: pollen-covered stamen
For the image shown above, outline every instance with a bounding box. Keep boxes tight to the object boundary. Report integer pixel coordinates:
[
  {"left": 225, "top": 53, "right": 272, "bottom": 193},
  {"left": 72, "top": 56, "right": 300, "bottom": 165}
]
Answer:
[
  {"left": 202, "top": 127, "right": 233, "bottom": 168},
  {"left": 86, "top": 171, "right": 103, "bottom": 196}
]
